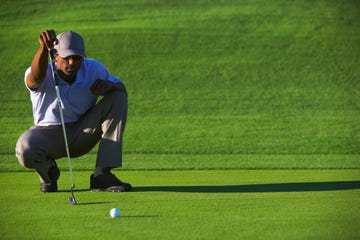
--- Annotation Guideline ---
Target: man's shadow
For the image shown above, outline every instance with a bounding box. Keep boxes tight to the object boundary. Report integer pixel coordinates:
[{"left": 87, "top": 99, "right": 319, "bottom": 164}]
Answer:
[{"left": 134, "top": 181, "right": 360, "bottom": 193}]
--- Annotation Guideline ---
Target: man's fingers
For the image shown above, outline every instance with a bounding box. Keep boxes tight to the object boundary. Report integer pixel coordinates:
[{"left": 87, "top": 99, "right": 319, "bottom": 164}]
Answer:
[
  {"left": 46, "top": 29, "right": 58, "bottom": 47},
  {"left": 39, "top": 30, "right": 58, "bottom": 49},
  {"left": 90, "top": 79, "right": 101, "bottom": 91},
  {"left": 89, "top": 79, "right": 102, "bottom": 95}
]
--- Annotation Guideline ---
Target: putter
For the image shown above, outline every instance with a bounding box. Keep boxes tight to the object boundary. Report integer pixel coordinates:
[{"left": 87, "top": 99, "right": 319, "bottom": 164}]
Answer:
[{"left": 49, "top": 49, "right": 77, "bottom": 205}]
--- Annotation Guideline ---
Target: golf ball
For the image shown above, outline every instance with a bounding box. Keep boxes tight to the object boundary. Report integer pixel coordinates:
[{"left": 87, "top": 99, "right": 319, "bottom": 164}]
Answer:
[{"left": 110, "top": 208, "right": 120, "bottom": 218}]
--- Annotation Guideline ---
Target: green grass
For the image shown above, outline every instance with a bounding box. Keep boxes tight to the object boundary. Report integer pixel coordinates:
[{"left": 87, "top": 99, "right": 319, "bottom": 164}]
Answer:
[
  {"left": 0, "top": 0, "right": 359, "bottom": 239},
  {"left": 0, "top": 170, "right": 359, "bottom": 240}
]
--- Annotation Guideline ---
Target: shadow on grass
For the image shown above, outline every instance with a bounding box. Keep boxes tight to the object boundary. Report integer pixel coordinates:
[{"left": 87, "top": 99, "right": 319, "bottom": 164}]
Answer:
[
  {"left": 76, "top": 201, "right": 112, "bottom": 205},
  {"left": 57, "top": 189, "right": 90, "bottom": 193},
  {"left": 120, "top": 215, "right": 160, "bottom": 218},
  {"left": 134, "top": 181, "right": 360, "bottom": 193}
]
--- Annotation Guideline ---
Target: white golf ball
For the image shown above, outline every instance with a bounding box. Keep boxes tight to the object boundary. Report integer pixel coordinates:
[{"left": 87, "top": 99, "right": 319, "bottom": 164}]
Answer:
[{"left": 110, "top": 208, "right": 120, "bottom": 218}]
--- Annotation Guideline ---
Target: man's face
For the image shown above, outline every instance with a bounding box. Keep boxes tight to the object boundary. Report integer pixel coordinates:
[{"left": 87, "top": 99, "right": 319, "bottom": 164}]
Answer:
[{"left": 55, "top": 54, "right": 83, "bottom": 82}]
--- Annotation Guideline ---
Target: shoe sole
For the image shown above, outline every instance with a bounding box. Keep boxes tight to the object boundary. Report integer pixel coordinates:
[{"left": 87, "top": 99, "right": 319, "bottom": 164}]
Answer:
[
  {"left": 90, "top": 189, "right": 123, "bottom": 192},
  {"left": 90, "top": 187, "right": 131, "bottom": 192}
]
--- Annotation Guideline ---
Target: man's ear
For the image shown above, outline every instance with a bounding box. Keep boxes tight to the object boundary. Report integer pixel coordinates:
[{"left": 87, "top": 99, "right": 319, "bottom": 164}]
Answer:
[
  {"left": 53, "top": 53, "right": 59, "bottom": 62},
  {"left": 50, "top": 49, "right": 59, "bottom": 61}
]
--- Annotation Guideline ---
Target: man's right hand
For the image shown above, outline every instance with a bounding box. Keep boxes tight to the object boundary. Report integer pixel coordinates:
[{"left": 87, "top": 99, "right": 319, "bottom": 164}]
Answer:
[
  {"left": 39, "top": 29, "right": 58, "bottom": 50},
  {"left": 26, "top": 30, "right": 58, "bottom": 89}
]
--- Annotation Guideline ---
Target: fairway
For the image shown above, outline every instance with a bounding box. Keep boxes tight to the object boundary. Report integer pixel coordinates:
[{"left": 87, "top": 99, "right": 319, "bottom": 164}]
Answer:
[{"left": 1, "top": 0, "right": 360, "bottom": 239}]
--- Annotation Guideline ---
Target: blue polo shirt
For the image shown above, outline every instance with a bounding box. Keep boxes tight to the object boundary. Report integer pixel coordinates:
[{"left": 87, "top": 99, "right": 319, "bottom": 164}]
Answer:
[{"left": 24, "top": 58, "right": 123, "bottom": 126}]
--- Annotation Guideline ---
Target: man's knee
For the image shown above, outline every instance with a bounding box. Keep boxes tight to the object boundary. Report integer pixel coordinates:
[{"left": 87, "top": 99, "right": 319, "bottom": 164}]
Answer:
[
  {"left": 106, "top": 91, "right": 127, "bottom": 105},
  {"left": 15, "top": 132, "right": 42, "bottom": 169},
  {"left": 16, "top": 138, "right": 33, "bottom": 168},
  {"left": 101, "top": 91, "right": 128, "bottom": 115}
]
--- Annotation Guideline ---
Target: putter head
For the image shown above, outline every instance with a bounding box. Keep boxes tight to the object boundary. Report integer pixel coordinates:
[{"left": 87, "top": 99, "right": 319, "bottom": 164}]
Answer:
[
  {"left": 69, "top": 195, "right": 77, "bottom": 205},
  {"left": 68, "top": 184, "right": 77, "bottom": 205}
]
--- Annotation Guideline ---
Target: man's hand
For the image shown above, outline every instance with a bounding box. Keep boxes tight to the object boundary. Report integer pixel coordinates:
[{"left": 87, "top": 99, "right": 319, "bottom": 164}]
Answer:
[
  {"left": 39, "top": 29, "right": 58, "bottom": 50},
  {"left": 26, "top": 29, "right": 59, "bottom": 89},
  {"left": 90, "top": 79, "right": 127, "bottom": 96}
]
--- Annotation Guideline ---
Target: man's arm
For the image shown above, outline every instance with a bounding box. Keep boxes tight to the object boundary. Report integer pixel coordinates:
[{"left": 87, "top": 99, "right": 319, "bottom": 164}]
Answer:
[
  {"left": 89, "top": 79, "right": 127, "bottom": 96},
  {"left": 26, "top": 30, "right": 58, "bottom": 89}
]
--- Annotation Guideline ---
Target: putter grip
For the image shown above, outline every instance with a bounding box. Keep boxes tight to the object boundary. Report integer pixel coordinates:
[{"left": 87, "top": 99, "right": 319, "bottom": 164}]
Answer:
[{"left": 49, "top": 50, "right": 59, "bottom": 86}]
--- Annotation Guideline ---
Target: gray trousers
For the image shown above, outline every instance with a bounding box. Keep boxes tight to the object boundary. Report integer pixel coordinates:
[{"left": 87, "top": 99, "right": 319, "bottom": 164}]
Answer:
[{"left": 15, "top": 91, "right": 127, "bottom": 182}]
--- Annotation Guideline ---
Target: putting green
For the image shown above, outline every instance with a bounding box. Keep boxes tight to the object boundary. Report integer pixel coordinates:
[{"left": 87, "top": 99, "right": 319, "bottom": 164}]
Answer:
[{"left": 1, "top": 170, "right": 359, "bottom": 239}]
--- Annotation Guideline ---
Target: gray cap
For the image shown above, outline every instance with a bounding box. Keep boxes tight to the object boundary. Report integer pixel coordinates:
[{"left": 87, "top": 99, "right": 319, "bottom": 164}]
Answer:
[{"left": 54, "top": 31, "right": 85, "bottom": 58}]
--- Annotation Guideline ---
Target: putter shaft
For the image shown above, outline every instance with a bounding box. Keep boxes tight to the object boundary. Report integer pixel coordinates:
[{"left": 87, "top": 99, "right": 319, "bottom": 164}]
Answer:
[{"left": 49, "top": 51, "right": 77, "bottom": 205}]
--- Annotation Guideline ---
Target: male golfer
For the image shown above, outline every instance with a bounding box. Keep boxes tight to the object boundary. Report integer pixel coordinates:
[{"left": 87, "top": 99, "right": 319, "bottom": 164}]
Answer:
[{"left": 15, "top": 29, "right": 132, "bottom": 192}]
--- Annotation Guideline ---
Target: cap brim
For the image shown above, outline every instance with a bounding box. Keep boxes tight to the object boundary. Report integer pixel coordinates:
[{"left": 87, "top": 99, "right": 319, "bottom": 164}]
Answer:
[{"left": 57, "top": 49, "right": 85, "bottom": 58}]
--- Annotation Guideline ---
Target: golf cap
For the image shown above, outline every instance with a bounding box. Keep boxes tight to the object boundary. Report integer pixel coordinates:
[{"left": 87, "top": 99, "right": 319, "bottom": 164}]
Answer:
[{"left": 54, "top": 31, "right": 85, "bottom": 58}]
